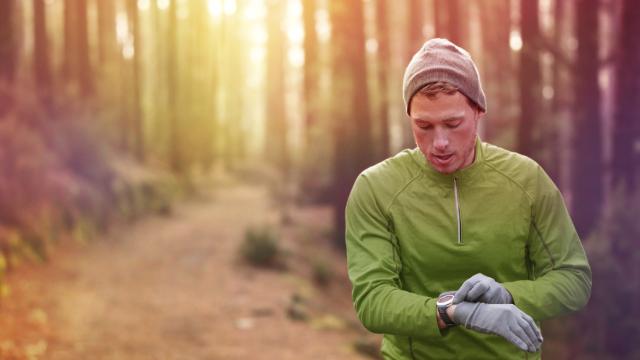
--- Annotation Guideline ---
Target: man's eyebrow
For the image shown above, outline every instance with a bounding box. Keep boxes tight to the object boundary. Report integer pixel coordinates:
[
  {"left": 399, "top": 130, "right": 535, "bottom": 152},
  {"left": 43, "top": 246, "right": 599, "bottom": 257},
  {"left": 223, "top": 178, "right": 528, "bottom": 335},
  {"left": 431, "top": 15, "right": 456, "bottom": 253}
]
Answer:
[
  {"left": 414, "top": 116, "right": 464, "bottom": 123},
  {"left": 442, "top": 116, "right": 464, "bottom": 122}
]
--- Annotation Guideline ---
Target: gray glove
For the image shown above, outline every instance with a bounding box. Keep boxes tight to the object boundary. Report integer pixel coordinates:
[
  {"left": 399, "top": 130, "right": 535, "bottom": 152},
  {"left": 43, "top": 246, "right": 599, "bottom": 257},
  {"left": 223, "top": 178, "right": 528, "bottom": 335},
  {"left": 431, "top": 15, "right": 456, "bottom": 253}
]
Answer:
[
  {"left": 452, "top": 273, "right": 513, "bottom": 304},
  {"left": 452, "top": 302, "right": 543, "bottom": 353}
]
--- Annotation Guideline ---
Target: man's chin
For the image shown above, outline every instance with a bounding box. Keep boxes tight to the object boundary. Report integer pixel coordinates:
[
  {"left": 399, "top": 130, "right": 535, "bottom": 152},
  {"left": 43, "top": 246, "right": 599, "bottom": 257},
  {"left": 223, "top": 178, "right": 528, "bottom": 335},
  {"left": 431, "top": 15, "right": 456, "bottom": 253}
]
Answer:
[{"left": 428, "top": 161, "right": 455, "bottom": 174}]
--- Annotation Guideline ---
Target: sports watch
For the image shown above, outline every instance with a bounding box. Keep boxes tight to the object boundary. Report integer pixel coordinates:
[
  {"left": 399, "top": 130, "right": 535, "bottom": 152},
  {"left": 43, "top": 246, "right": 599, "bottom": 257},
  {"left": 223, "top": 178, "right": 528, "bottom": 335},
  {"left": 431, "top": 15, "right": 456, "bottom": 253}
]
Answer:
[{"left": 437, "top": 293, "right": 457, "bottom": 327}]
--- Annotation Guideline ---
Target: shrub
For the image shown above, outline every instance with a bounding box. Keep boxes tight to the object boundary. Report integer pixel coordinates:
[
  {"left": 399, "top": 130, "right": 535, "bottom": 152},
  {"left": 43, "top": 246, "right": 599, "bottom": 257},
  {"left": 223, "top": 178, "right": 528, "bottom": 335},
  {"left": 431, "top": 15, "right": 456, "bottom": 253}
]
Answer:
[
  {"left": 311, "top": 258, "right": 333, "bottom": 287},
  {"left": 239, "top": 225, "right": 284, "bottom": 269}
]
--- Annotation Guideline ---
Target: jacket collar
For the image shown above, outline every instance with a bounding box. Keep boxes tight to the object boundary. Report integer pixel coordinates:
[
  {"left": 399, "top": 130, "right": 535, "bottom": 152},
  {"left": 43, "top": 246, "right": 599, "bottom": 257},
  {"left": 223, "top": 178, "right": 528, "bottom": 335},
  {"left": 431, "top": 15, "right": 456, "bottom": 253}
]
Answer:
[{"left": 410, "top": 135, "right": 486, "bottom": 184}]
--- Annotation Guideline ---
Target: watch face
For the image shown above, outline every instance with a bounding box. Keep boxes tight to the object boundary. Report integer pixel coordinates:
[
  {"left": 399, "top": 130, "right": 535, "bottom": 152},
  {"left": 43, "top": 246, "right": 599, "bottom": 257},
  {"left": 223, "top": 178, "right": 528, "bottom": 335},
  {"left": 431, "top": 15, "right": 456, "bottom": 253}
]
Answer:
[{"left": 437, "top": 294, "right": 455, "bottom": 306}]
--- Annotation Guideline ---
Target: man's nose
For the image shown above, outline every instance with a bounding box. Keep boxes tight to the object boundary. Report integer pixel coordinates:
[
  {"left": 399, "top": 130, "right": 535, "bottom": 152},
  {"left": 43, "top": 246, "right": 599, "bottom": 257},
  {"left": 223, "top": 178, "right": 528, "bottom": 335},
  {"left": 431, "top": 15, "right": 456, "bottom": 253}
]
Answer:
[{"left": 433, "top": 129, "right": 449, "bottom": 150}]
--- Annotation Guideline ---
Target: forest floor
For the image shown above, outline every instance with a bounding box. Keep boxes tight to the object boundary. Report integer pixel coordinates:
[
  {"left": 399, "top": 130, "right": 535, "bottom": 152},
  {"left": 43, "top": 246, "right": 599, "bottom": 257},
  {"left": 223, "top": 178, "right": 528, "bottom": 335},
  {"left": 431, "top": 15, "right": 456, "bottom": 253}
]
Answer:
[{"left": 0, "top": 180, "right": 380, "bottom": 359}]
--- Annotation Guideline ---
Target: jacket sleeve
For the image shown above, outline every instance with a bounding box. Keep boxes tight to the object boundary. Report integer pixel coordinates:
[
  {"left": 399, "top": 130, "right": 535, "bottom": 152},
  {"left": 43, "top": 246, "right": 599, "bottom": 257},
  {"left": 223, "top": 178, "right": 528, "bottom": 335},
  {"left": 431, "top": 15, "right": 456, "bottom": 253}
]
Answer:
[
  {"left": 502, "top": 165, "right": 592, "bottom": 321},
  {"left": 345, "top": 174, "right": 442, "bottom": 339}
]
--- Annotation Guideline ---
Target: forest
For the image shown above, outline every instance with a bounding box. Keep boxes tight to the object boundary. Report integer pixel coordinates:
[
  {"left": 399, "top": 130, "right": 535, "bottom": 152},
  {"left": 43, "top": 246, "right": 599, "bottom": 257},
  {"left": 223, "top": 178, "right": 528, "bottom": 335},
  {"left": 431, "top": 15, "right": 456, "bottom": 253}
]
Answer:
[{"left": 0, "top": 0, "right": 638, "bottom": 359}]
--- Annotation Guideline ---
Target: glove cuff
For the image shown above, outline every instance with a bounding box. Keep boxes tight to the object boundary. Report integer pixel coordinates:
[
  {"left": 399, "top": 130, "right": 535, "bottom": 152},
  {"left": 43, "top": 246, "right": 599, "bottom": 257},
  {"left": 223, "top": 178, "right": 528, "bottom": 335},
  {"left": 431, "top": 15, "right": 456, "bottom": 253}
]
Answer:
[
  {"left": 451, "top": 301, "right": 482, "bottom": 327},
  {"left": 503, "top": 288, "right": 514, "bottom": 304}
]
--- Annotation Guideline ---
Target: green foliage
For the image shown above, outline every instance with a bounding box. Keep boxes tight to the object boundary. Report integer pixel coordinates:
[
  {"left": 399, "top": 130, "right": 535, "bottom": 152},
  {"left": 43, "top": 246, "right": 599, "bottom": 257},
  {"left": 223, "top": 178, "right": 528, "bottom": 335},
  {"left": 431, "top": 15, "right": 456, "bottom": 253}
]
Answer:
[
  {"left": 112, "top": 164, "right": 177, "bottom": 221},
  {"left": 311, "top": 258, "right": 333, "bottom": 287},
  {"left": 576, "top": 184, "right": 640, "bottom": 359},
  {"left": 287, "top": 292, "right": 309, "bottom": 321},
  {"left": 71, "top": 216, "right": 97, "bottom": 245},
  {"left": 353, "top": 337, "right": 383, "bottom": 360},
  {"left": 0, "top": 91, "right": 179, "bottom": 290},
  {"left": 239, "top": 225, "right": 284, "bottom": 269}
]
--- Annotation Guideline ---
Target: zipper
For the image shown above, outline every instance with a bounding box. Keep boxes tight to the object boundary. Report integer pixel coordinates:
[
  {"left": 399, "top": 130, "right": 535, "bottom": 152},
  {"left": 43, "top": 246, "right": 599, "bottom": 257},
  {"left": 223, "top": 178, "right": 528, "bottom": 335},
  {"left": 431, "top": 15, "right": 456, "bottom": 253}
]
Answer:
[{"left": 453, "top": 177, "right": 462, "bottom": 244}]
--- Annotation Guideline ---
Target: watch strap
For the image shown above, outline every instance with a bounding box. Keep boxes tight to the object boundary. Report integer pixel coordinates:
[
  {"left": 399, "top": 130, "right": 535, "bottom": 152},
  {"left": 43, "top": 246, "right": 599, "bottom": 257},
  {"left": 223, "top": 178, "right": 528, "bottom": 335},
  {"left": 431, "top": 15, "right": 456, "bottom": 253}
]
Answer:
[{"left": 438, "top": 303, "right": 456, "bottom": 327}]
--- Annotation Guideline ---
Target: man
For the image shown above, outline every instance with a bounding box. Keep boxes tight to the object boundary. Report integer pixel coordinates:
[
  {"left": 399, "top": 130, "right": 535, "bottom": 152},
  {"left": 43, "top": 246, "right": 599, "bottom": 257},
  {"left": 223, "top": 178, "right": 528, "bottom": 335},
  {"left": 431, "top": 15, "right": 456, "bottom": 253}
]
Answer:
[{"left": 344, "top": 38, "right": 592, "bottom": 359}]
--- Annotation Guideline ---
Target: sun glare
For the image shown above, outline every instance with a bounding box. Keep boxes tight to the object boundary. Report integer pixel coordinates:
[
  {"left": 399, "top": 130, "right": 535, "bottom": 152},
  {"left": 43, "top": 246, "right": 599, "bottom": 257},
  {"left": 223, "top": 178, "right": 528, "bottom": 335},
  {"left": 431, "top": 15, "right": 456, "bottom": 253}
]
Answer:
[
  {"left": 116, "top": 12, "right": 129, "bottom": 45},
  {"left": 223, "top": 0, "right": 236, "bottom": 16},
  {"left": 315, "top": 8, "right": 331, "bottom": 42},
  {"left": 157, "top": 0, "right": 170, "bottom": 11},
  {"left": 288, "top": 47, "right": 304, "bottom": 67},
  {"left": 244, "top": 0, "right": 266, "bottom": 20},
  {"left": 287, "top": 21, "right": 304, "bottom": 44},
  {"left": 510, "top": 30, "right": 523, "bottom": 52},
  {"left": 138, "top": 0, "right": 150, "bottom": 11},
  {"left": 207, "top": 0, "right": 222, "bottom": 19}
]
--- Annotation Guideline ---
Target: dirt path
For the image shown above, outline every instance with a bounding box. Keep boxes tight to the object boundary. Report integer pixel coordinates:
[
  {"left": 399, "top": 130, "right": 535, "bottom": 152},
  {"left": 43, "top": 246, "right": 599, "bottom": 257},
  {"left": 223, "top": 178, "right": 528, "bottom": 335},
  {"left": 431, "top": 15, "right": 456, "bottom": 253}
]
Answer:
[{"left": 0, "top": 183, "right": 377, "bottom": 359}]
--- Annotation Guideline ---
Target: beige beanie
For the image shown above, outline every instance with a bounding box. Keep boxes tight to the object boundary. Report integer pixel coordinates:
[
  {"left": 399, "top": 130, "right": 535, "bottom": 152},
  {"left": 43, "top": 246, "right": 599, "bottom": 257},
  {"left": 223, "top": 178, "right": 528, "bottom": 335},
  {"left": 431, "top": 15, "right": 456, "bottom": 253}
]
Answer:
[{"left": 402, "top": 38, "right": 486, "bottom": 115}]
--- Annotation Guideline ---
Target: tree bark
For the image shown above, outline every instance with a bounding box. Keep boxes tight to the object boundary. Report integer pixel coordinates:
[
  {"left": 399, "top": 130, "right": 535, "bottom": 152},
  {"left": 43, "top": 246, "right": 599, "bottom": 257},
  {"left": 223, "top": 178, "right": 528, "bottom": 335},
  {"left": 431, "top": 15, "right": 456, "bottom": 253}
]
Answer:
[
  {"left": 545, "top": 0, "right": 567, "bottom": 184},
  {"left": 551, "top": 0, "right": 565, "bottom": 113},
  {"left": 329, "top": 0, "right": 372, "bottom": 248},
  {"left": 433, "top": 0, "right": 447, "bottom": 38},
  {"left": 97, "top": 0, "right": 117, "bottom": 66},
  {"left": 76, "top": 0, "right": 92, "bottom": 94},
  {"left": 127, "top": 0, "right": 144, "bottom": 162},
  {"left": 63, "top": 0, "right": 75, "bottom": 82},
  {"left": 167, "top": 0, "right": 181, "bottom": 173},
  {"left": 517, "top": 0, "right": 542, "bottom": 159},
  {"left": 64, "top": 0, "right": 92, "bottom": 94},
  {"left": 612, "top": 0, "right": 640, "bottom": 192},
  {"left": 447, "top": 0, "right": 468, "bottom": 48},
  {"left": 266, "top": 0, "right": 288, "bottom": 176},
  {"left": 572, "top": 0, "right": 603, "bottom": 237},
  {"left": 302, "top": 0, "right": 318, "bottom": 151},
  {"left": 376, "top": 0, "right": 390, "bottom": 160},
  {"left": 478, "top": 0, "right": 511, "bottom": 142},
  {"left": 403, "top": 0, "right": 423, "bottom": 149},
  {"left": 0, "top": 1, "right": 16, "bottom": 116},
  {"left": 33, "top": 0, "right": 51, "bottom": 94}
]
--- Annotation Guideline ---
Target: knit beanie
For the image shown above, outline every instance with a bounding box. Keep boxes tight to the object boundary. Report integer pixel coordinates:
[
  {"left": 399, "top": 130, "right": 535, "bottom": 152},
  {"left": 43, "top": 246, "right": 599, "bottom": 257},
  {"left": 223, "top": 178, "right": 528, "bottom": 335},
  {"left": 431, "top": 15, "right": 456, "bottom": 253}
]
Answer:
[{"left": 402, "top": 38, "right": 486, "bottom": 115}]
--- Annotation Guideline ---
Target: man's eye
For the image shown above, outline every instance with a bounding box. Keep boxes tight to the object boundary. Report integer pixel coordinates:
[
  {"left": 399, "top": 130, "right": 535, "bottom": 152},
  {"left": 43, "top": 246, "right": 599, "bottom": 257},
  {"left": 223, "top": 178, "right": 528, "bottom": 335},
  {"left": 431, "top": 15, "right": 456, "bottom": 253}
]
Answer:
[
  {"left": 446, "top": 122, "right": 461, "bottom": 128},
  {"left": 418, "top": 124, "right": 433, "bottom": 130}
]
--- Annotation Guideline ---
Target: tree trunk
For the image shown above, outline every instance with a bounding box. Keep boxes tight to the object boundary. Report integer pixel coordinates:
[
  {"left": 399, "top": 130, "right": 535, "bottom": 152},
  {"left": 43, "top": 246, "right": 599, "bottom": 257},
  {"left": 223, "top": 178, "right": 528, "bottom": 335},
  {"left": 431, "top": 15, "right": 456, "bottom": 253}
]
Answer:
[
  {"left": 33, "top": 0, "right": 51, "bottom": 96},
  {"left": 64, "top": 0, "right": 92, "bottom": 94},
  {"left": 612, "top": 0, "right": 640, "bottom": 192},
  {"left": 0, "top": 1, "right": 16, "bottom": 116},
  {"left": 63, "top": 0, "right": 75, "bottom": 82},
  {"left": 266, "top": 0, "right": 288, "bottom": 176},
  {"left": 191, "top": 0, "right": 215, "bottom": 170},
  {"left": 403, "top": 0, "right": 423, "bottom": 149},
  {"left": 97, "top": 0, "right": 117, "bottom": 66},
  {"left": 517, "top": 0, "right": 542, "bottom": 159},
  {"left": 209, "top": 15, "right": 220, "bottom": 170},
  {"left": 167, "top": 0, "right": 181, "bottom": 173},
  {"left": 127, "top": 0, "right": 144, "bottom": 162},
  {"left": 433, "top": 0, "right": 447, "bottom": 38},
  {"left": 478, "top": 0, "right": 511, "bottom": 142},
  {"left": 376, "top": 0, "right": 390, "bottom": 160},
  {"left": 572, "top": 0, "right": 602, "bottom": 238},
  {"left": 551, "top": 0, "right": 565, "bottom": 113},
  {"left": 546, "top": 0, "right": 566, "bottom": 184},
  {"left": 407, "top": 0, "right": 423, "bottom": 53},
  {"left": 329, "top": 0, "right": 372, "bottom": 248},
  {"left": 447, "top": 0, "right": 468, "bottom": 48},
  {"left": 76, "top": 0, "right": 92, "bottom": 94},
  {"left": 302, "top": 0, "right": 318, "bottom": 151}
]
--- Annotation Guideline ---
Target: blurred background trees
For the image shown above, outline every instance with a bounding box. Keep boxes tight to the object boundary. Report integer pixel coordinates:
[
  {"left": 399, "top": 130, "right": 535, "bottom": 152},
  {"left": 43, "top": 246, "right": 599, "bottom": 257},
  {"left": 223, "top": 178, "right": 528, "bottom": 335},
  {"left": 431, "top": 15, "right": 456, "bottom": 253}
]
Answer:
[{"left": 0, "top": 0, "right": 638, "bottom": 358}]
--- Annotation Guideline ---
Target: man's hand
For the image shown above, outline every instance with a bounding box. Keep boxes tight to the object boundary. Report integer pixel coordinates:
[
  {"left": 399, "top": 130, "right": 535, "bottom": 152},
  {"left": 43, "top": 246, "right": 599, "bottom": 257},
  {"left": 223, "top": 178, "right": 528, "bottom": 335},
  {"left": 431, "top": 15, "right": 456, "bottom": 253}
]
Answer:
[
  {"left": 452, "top": 302, "right": 543, "bottom": 353},
  {"left": 452, "top": 273, "right": 513, "bottom": 304}
]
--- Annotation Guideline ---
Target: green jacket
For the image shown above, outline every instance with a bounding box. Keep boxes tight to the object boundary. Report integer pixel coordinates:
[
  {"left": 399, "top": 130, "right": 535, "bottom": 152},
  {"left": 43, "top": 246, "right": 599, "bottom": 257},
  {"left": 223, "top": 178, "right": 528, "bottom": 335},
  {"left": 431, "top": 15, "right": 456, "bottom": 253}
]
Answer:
[{"left": 345, "top": 137, "right": 592, "bottom": 360}]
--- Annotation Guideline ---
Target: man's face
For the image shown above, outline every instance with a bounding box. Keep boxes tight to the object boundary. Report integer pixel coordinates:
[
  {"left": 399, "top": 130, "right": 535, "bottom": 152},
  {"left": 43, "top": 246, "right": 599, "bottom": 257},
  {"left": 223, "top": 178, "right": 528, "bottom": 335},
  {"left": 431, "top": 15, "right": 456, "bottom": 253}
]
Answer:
[{"left": 409, "top": 92, "right": 483, "bottom": 174}]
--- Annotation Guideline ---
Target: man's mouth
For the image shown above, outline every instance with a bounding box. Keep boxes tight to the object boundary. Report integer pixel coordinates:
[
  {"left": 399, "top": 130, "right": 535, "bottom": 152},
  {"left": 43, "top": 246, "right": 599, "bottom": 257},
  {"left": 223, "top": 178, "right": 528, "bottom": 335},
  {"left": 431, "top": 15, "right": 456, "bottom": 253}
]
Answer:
[{"left": 431, "top": 153, "right": 454, "bottom": 165}]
